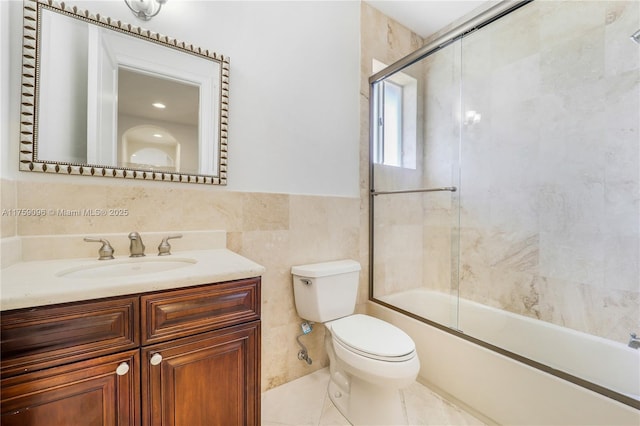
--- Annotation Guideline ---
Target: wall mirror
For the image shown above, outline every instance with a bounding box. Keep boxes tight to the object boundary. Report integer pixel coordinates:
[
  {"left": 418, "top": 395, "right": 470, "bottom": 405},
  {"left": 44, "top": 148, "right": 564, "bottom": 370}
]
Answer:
[{"left": 20, "top": 0, "right": 229, "bottom": 184}]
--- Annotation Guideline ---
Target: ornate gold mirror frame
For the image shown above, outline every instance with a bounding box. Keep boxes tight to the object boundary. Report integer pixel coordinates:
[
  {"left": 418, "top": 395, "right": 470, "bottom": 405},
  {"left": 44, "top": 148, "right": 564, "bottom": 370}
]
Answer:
[{"left": 20, "top": 0, "right": 229, "bottom": 185}]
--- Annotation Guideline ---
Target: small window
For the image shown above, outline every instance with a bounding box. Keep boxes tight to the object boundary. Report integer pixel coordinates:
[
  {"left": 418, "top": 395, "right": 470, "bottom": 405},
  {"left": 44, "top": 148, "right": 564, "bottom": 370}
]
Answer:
[{"left": 372, "top": 60, "right": 417, "bottom": 169}]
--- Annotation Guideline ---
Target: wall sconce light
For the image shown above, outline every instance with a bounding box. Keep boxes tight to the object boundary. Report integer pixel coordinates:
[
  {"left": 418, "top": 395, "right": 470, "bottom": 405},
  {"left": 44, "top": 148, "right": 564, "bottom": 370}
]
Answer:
[{"left": 124, "top": 0, "right": 167, "bottom": 21}]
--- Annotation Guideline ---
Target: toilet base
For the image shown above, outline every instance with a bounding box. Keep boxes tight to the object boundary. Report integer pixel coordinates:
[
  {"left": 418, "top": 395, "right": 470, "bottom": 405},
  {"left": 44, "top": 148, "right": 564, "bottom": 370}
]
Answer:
[{"left": 328, "top": 374, "right": 408, "bottom": 426}]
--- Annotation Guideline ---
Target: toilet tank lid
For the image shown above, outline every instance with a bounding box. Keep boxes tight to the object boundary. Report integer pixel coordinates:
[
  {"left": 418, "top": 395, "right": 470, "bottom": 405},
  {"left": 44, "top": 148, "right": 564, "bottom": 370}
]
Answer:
[{"left": 291, "top": 260, "right": 361, "bottom": 277}]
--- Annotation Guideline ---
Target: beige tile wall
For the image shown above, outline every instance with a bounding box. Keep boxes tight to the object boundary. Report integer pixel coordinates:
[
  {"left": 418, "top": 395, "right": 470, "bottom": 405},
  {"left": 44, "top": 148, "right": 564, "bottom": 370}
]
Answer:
[
  {"left": 1, "top": 176, "right": 363, "bottom": 391},
  {"left": 1, "top": 179, "right": 16, "bottom": 238}
]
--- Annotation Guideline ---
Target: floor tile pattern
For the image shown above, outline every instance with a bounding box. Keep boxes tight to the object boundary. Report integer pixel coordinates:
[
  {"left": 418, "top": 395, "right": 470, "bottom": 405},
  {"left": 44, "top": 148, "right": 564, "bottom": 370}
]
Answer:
[{"left": 262, "top": 368, "right": 486, "bottom": 426}]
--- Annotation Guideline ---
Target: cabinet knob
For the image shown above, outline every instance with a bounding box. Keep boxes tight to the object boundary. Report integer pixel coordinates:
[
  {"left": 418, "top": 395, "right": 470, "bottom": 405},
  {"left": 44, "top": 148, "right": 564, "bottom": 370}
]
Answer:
[
  {"left": 150, "top": 353, "right": 163, "bottom": 366},
  {"left": 116, "top": 362, "right": 130, "bottom": 376}
]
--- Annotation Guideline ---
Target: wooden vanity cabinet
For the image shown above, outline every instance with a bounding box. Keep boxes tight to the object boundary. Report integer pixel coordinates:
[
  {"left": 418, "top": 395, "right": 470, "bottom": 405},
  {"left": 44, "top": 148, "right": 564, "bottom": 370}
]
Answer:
[
  {"left": 0, "top": 296, "right": 141, "bottom": 426},
  {"left": 1, "top": 277, "right": 262, "bottom": 426}
]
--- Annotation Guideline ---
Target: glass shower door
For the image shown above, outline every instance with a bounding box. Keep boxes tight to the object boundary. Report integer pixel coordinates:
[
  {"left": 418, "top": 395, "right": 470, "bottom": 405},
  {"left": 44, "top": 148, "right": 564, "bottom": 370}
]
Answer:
[
  {"left": 370, "top": 0, "right": 639, "bottom": 406},
  {"left": 456, "top": 0, "right": 640, "bottom": 399},
  {"left": 370, "top": 41, "right": 462, "bottom": 330}
]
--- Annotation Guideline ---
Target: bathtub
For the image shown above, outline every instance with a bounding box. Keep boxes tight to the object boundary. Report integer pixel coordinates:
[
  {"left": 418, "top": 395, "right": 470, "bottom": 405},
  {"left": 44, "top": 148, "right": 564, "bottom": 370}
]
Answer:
[
  {"left": 379, "top": 288, "right": 640, "bottom": 400},
  {"left": 370, "top": 289, "right": 640, "bottom": 425}
]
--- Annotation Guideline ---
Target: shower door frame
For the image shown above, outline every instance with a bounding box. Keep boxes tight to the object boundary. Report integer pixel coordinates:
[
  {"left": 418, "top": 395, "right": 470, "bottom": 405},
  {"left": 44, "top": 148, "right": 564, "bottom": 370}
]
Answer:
[{"left": 367, "top": 0, "right": 639, "bottom": 410}]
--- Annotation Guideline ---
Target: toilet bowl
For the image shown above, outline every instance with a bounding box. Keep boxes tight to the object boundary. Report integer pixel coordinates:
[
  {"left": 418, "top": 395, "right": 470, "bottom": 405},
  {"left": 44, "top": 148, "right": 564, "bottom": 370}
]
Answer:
[
  {"left": 291, "top": 260, "right": 420, "bottom": 425},
  {"left": 325, "top": 314, "right": 420, "bottom": 425}
]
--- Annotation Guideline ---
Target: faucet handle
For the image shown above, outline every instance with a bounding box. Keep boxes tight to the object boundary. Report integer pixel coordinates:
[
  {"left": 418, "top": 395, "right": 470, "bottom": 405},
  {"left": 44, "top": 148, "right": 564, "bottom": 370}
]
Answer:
[
  {"left": 157, "top": 234, "right": 183, "bottom": 256},
  {"left": 84, "top": 237, "right": 115, "bottom": 260}
]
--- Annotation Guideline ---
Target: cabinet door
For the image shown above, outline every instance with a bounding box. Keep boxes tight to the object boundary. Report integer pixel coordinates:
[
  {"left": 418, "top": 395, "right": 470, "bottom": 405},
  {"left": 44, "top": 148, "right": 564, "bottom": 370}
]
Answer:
[
  {"left": 1, "top": 349, "right": 140, "bottom": 426},
  {"left": 142, "top": 321, "right": 260, "bottom": 426}
]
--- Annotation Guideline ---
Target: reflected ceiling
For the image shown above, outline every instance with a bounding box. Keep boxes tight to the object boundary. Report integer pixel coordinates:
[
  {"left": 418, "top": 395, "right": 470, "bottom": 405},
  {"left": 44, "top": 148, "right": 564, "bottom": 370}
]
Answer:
[{"left": 118, "top": 69, "right": 199, "bottom": 126}]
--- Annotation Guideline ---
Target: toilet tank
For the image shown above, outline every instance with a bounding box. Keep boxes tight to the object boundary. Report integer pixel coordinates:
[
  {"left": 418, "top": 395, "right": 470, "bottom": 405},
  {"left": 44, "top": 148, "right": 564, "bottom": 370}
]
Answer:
[{"left": 291, "top": 260, "right": 361, "bottom": 323}]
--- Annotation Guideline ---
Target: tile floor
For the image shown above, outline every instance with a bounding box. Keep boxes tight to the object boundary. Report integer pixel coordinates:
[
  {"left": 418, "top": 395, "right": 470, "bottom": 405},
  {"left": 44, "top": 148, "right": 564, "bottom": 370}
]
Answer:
[{"left": 261, "top": 368, "right": 486, "bottom": 426}]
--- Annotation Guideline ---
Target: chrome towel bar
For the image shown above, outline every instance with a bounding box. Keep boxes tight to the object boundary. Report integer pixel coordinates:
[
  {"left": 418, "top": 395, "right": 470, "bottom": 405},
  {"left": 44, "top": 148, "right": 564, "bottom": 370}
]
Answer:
[{"left": 371, "top": 187, "right": 457, "bottom": 196}]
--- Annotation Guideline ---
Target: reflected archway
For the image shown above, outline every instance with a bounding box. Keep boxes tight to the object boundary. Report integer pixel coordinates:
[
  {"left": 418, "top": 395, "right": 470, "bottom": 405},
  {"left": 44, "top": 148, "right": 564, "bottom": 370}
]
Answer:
[{"left": 120, "top": 125, "right": 180, "bottom": 172}]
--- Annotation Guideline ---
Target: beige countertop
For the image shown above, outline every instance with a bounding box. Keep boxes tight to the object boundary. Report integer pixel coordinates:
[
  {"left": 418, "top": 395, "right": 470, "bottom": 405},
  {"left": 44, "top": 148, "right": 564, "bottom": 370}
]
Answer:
[{"left": 1, "top": 249, "right": 265, "bottom": 311}]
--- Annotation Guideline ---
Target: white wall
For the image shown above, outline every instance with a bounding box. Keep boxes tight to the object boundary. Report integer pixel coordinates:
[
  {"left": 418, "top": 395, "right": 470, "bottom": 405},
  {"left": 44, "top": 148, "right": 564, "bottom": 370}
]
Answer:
[
  {"left": 1, "top": 1, "right": 11, "bottom": 178},
  {"left": 3, "top": 0, "right": 361, "bottom": 197}
]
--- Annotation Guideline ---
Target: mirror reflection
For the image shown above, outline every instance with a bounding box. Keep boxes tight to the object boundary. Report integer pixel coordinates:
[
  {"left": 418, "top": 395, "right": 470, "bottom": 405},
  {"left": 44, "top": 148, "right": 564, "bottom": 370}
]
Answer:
[
  {"left": 117, "top": 69, "right": 199, "bottom": 173},
  {"left": 22, "top": 0, "right": 228, "bottom": 184}
]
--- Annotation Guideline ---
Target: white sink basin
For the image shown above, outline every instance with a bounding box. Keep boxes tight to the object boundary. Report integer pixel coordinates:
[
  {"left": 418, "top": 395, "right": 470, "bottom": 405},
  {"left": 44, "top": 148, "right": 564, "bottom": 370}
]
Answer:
[{"left": 57, "top": 257, "right": 198, "bottom": 279}]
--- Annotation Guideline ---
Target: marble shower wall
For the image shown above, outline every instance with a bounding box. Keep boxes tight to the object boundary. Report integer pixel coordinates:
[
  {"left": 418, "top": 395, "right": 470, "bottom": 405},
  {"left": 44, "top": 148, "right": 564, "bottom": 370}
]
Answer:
[
  {"left": 362, "top": 2, "right": 426, "bottom": 298},
  {"left": 371, "top": 0, "right": 639, "bottom": 343},
  {"left": 420, "top": 0, "right": 640, "bottom": 342}
]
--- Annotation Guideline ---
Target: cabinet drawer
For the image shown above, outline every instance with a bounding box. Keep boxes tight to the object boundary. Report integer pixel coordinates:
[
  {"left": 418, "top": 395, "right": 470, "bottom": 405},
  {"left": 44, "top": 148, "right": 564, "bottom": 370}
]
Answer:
[
  {"left": 142, "top": 278, "right": 260, "bottom": 345},
  {"left": 1, "top": 296, "right": 139, "bottom": 377}
]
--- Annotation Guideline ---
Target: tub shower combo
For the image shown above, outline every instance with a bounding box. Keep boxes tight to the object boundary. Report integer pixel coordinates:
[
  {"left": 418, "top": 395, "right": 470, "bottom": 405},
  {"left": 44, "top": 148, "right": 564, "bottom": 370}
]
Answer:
[{"left": 369, "top": 0, "right": 640, "bottom": 409}]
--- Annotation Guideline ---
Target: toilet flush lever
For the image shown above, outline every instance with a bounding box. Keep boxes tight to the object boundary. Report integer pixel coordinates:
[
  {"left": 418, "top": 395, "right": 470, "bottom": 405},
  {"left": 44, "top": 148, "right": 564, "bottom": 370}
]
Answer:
[{"left": 300, "top": 279, "right": 312, "bottom": 286}]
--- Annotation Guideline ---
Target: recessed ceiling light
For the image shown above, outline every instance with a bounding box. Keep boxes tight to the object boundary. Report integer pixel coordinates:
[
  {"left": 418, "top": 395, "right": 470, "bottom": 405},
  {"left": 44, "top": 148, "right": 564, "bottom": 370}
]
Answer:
[{"left": 152, "top": 102, "right": 166, "bottom": 109}]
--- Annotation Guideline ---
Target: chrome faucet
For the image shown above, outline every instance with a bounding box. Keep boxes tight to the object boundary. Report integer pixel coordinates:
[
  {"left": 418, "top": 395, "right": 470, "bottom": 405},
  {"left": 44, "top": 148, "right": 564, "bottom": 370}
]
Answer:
[
  {"left": 157, "top": 234, "right": 183, "bottom": 256},
  {"left": 629, "top": 333, "right": 640, "bottom": 349},
  {"left": 128, "top": 232, "right": 146, "bottom": 257},
  {"left": 84, "top": 237, "right": 115, "bottom": 260}
]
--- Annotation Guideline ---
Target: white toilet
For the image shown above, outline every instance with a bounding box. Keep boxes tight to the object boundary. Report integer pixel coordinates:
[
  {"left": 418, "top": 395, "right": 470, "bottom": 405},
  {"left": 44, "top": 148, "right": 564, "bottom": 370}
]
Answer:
[{"left": 291, "top": 260, "right": 420, "bottom": 426}]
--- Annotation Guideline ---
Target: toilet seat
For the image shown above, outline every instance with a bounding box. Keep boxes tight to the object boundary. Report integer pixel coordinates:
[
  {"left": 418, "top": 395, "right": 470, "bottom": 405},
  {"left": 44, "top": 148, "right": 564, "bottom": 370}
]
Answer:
[{"left": 329, "top": 314, "right": 416, "bottom": 362}]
